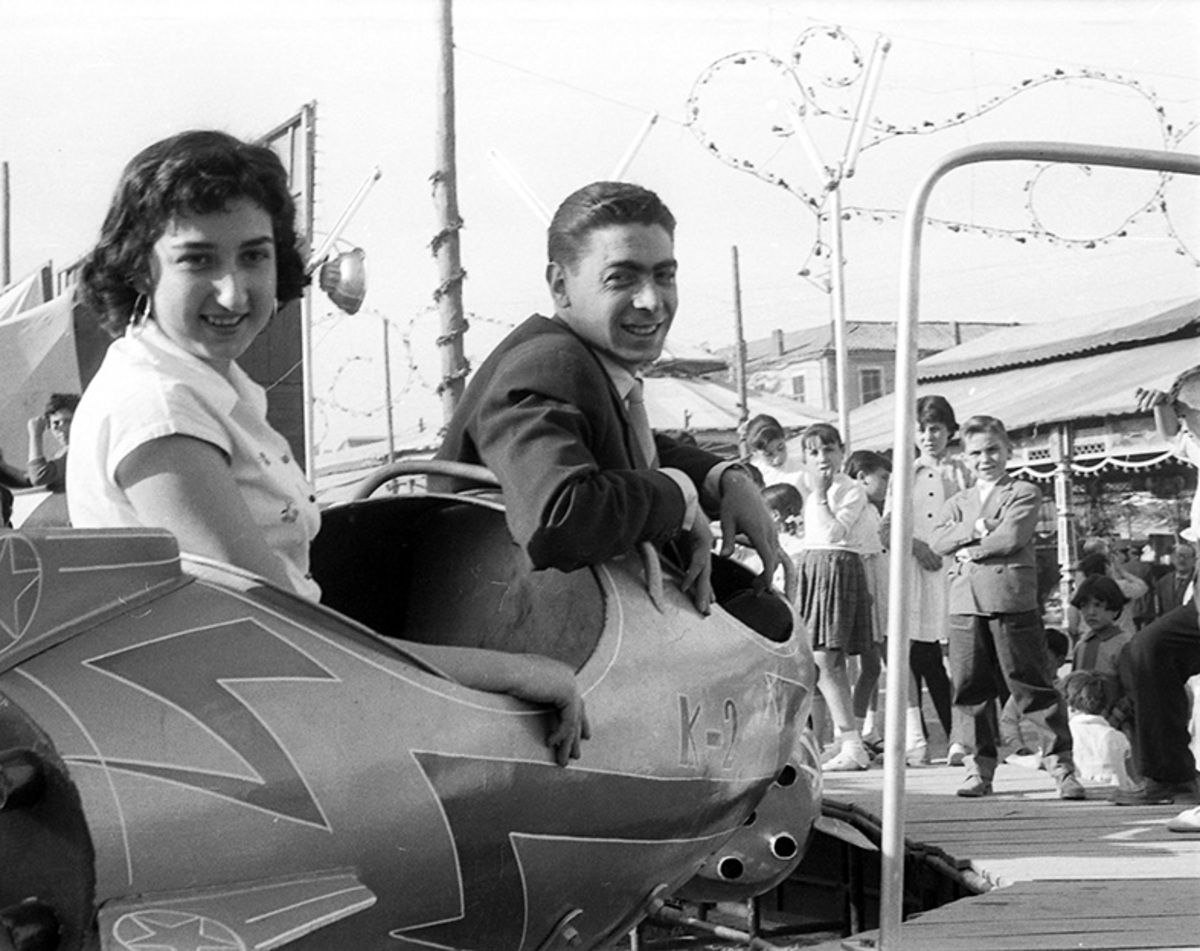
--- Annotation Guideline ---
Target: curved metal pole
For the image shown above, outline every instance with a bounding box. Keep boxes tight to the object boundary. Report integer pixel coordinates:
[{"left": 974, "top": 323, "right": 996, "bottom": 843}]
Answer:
[{"left": 878, "top": 141, "right": 1200, "bottom": 950}]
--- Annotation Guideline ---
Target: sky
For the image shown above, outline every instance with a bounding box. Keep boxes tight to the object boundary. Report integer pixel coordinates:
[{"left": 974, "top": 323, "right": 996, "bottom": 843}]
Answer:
[{"left": 2, "top": 0, "right": 1198, "bottom": 454}]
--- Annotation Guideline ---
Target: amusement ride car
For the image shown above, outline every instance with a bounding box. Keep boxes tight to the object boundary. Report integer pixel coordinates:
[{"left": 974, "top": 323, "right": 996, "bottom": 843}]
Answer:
[{"left": 0, "top": 459, "right": 821, "bottom": 951}]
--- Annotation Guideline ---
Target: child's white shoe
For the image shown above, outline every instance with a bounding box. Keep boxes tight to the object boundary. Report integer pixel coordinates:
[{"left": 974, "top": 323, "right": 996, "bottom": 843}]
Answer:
[
  {"left": 905, "top": 740, "right": 930, "bottom": 767},
  {"left": 823, "top": 744, "right": 871, "bottom": 772}
]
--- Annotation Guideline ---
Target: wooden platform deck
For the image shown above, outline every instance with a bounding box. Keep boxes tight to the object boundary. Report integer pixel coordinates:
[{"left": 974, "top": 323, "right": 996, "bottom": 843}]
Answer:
[{"left": 806, "top": 760, "right": 1200, "bottom": 950}]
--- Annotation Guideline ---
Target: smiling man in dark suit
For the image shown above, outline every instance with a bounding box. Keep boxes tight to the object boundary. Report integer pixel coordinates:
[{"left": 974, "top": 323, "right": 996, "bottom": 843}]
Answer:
[{"left": 434, "top": 181, "right": 778, "bottom": 614}]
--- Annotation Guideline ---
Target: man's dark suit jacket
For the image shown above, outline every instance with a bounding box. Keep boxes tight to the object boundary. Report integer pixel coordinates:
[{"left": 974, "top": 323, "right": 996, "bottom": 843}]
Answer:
[
  {"left": 1155, "top": 571, "right": 1191, "bottom": 616},
  {"left": 433, "top": 315, "right": 722, "bottom": 572},
  {"left": 929, "top": 476, "right": 1042, "bottom": 616}
]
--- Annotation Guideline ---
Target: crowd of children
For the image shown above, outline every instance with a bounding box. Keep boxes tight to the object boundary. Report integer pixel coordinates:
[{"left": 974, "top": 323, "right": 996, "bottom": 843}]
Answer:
[{"left": 742, "top": 391, "right": 1200, "bottom": 817}]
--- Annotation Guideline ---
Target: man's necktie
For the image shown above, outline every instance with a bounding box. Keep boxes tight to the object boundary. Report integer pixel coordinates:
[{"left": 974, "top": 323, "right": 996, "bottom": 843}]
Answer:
[
  {"left": 627, "top": 377, "right": 665, "bottom": 611},
  {"left": 626, "top": 378, "right": 658, "bottom": 469}
]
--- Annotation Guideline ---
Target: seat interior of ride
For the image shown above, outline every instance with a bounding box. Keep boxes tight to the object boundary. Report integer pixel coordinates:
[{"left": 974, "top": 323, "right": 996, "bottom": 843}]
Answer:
[{"left": 309, "top": 494, "right": 790, "bottom": 672}]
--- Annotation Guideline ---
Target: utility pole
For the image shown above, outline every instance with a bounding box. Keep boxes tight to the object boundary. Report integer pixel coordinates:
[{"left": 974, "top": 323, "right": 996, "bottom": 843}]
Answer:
[
  {"left": 1, "top": 162, "right": 10, "bottom": 288},
  {"left": 433, "top": 0, "right": 469, "bottom": 422}
]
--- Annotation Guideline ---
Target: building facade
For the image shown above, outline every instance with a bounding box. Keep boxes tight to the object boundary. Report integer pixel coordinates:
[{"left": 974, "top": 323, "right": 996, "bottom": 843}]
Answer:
[{"left": 719, "top": 320, "right": 1015, "bottom": 413}]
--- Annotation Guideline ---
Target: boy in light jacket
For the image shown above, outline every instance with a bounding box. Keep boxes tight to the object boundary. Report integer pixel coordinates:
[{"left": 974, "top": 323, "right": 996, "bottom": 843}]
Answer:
[{"left": 931, "top": 415, "right": 1082, "bottom": 800}]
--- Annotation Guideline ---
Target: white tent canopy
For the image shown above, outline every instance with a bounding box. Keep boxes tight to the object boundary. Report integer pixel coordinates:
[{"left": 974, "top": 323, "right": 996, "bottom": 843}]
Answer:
[{"left": 0, "top": 288, "right": 80, "bottom": 469}]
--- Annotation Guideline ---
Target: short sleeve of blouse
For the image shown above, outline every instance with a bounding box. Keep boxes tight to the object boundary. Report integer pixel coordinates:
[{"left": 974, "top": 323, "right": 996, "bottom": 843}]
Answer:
[{"left": 103, "top": 375, "right": 235, "bottom": 483}]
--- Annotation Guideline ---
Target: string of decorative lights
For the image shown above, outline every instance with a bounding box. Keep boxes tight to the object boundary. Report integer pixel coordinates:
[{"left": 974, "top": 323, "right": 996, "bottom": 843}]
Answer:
[
  {"left": 1009, "top": 450, "right": 1181, "bottom": 481},
  {"left": 686, "top": 27, "right": 1200, "bottom": 292}
]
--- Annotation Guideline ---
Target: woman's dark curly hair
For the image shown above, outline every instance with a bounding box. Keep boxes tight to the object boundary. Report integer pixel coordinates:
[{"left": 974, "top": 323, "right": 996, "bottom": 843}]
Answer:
[{"left": 79, "top": 130, "right": 309, "bottom": 335}]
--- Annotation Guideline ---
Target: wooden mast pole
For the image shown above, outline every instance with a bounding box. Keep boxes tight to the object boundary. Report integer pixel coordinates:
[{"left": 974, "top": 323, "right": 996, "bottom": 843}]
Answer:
[
  {"left": 1, "top": 162, "right": 10, "bottom": 288},
  {"left": 433, "top": 0, "right": 469, "bottom": 423}
]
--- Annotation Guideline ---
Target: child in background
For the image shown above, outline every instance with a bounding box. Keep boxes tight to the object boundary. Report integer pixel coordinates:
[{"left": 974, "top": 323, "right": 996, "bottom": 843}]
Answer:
[
  {"left": 930, "top": 415, "right": 1082, "bottom": 799},
  {"left": 845, "top": 449, "right": 892, "bottom": 751},
  {"left": 1070, "top": 574, "right": 1136, "bottom": 748},
  {"left": 1001, "top": 627, "right": 1070, "bottom": 767},
  {"left": 1071, "top": 575, "right": 1134, "bottom": 685},
  {"left": 1062, "top": 669, "right": 1136, "bottom": 792},
  {"left": 746, "top": 414, "right": 806, "bottom": 494},
  {"left": 796, "top": 423, "right": 875, "bottom": 772},
  {"left": 899, "top": 395, "right": 972, "bottom": 766},
  {"left": 762, "top": 483, "right": 805, "bottom": 562},
  {"left": 762, "top": 482, "right": 804, "bottom": 602},
  {"left": 1068, "top": 548, "right": 1147, "bottom": 639}
]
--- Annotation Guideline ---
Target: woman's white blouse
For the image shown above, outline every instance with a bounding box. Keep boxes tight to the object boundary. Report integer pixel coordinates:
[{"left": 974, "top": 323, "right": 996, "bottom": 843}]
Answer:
[{"left": 68, "top": 321, "right": 321, "bottom": 601}]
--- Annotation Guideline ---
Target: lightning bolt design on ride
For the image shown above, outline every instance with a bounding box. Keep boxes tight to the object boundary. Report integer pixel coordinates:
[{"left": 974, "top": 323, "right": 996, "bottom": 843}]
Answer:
[{"left": 72, "top": 618, "right": 338, "bottom": 828}]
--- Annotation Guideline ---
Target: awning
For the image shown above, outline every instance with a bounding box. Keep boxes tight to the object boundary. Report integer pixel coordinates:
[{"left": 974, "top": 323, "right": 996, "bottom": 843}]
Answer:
[
  {"left": 847, "top": 336, "right": 1200, "bottom": 455},
  {"left": 643, "top": 376, "right": 833, "bottom": 433}
]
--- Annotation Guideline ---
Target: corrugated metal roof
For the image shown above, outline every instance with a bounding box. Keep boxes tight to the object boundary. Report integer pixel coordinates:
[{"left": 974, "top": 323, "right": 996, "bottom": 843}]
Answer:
[
  {"left": 732, "top": 320, "right": 1013, "bottom": 364},
  {"left": 644, "top": 376, "right": 834, "bottom": 432},
  {"left": 847, "top": 334, "right": 1200, "bottom": 453},
  {"left": 919, "top": 297, "right": 1200, "bottom": 379}
]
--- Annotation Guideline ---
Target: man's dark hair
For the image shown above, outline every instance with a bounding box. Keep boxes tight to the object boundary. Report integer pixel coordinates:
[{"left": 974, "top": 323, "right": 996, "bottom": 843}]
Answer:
[{"left": 547, "top": 181, "right": 675, "bottom": 269}]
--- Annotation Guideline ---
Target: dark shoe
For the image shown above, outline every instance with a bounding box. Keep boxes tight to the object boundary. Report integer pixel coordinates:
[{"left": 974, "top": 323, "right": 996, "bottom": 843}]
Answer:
[
  {"left": 1056, "top": 773, "right": 1086, "bottom": 800},
  {"left": 956, "top": 776, "right": 993, "bottom": 798},
  {"left": 1112, "top": 779, "right": 1200, "bottom": 806}
]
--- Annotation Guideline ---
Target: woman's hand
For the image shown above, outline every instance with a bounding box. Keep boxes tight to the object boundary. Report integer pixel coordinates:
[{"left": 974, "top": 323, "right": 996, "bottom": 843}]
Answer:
[
  {"left": 513, "top": 654, "right": 591, "bottom": 767},
  {"left": 404, "top": 645, "right": 592, "bottom": 767}
]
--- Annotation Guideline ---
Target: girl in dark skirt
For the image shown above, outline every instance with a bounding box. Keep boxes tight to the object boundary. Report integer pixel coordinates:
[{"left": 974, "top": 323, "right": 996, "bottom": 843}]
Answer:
[{"left": 797, "top": 423, "right": 875, "bottom": 771}]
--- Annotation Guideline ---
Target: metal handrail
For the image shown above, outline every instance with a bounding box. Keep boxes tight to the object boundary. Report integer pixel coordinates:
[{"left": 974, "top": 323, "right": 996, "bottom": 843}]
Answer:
[
  {"left": 350, "top": 459, "right": 500, "bottom": 500},
  {"left": 876, "top": 142, "right": 1200, "bottom": 950}
]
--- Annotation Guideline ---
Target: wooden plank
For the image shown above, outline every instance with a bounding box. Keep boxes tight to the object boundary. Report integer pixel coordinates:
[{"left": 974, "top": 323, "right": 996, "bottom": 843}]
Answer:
[{"left": 807, "top": 764, "right": 1200, "bottom": 949}]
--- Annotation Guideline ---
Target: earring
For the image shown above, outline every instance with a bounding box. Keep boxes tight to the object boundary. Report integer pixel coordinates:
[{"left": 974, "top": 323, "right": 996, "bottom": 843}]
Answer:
[{"left": 131, "top": 293, "right": 152, "bottom": 328}]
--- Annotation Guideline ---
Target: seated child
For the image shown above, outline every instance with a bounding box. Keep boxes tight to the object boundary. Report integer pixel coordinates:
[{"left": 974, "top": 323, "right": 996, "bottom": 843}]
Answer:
[
  {"left": 1070, "top": 574, "right": 1135, "bottom": 739},
  {"left": 1061, "top": 669, "right": 1136, "bottom": 791}
]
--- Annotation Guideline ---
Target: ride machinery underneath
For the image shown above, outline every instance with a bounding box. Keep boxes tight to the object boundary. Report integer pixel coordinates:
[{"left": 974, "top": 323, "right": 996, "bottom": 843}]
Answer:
[{"left": 0, "top": 462, "right": 820, "bottom": 951}]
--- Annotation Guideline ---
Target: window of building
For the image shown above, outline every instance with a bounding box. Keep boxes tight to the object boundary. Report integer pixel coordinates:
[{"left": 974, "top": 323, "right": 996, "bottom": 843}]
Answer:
[
  {"left": 859, "top": 367, "right": 884, "bottom": 405},
  {"left": 790, "top": 374, "right": 806, "bottom": 402}
]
